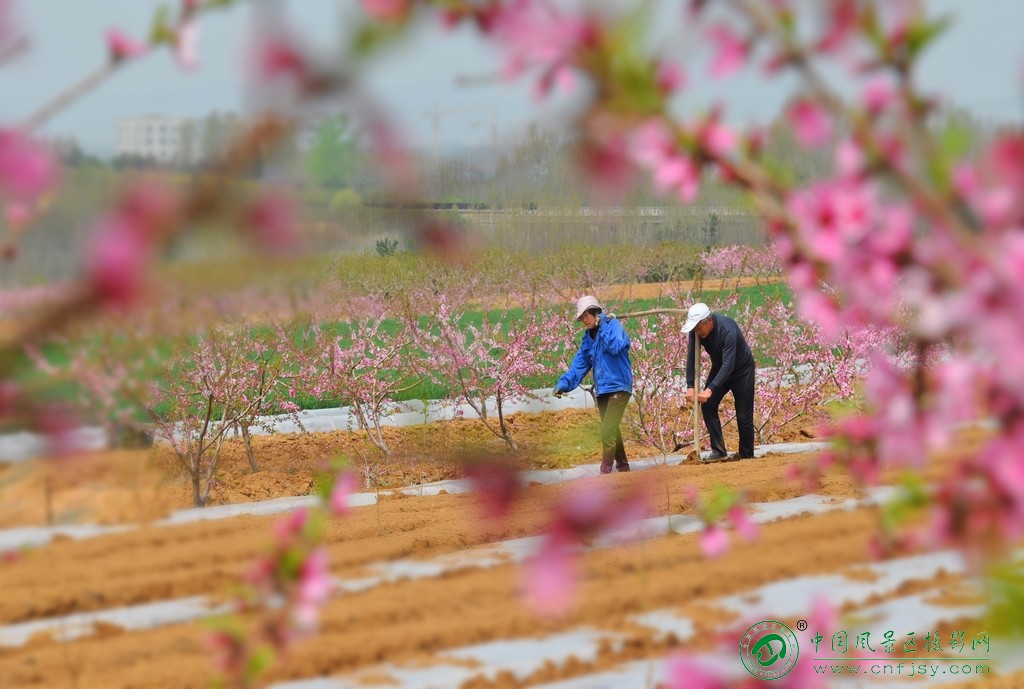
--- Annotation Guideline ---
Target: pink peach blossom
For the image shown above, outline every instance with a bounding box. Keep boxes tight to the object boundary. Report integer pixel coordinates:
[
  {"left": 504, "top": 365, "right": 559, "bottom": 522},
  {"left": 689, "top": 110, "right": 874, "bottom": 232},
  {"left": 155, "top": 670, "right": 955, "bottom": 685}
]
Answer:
[
  {"left": 706, "top": 25, "right": 747, "bottom": 78},
  {"left": 654, "top": 155, "right": 700, "bottom": 202},
  {"left": 118, "top": 181, "right": 179, "bottom": 235},
  {"left": 952, "top": 162, "right": 978, "bottom": 198},
  {"left": 174, "top": 21, "right": 200, "bottom": 70},
  {"left": 699, "top": 525, "right": 730, "bottom": 557},
  {"left": 728, "top": 506, "right": 760, "bottom": 542},
  {"left": 815, "top": 0, "right": 859, "bottom": 54},
  {"left": 860, "top": 78, "right": 896, "bottom": 116},
  {"left": 253, "top": 35, "right": 308, "bottom": 83},
  {"left": 463, "top": 457, "right": 522, "bottom": 522},
  {"left": 490, "top": 2, "right": 597, "bottom": 98},
  {"left": 656, "top": 61, "right": 686, "bottom": 93},
  {"left": 789, "top": 99, "right": 833, "bottom": 148},
  {"left": 205, "top": 629, "right": 246, "bottom": 677},
  {"left": 578, "top": 135, "right": 637, "bottom": 200},
  {"left": 106, "top": 28, "right": 147, "bottom": 61},
  {"left": 522, "top": 538, "right": 578, "bottom": 615},
  {"left": 362, "top": 0, "right": 409, "bottom": 23},
  {"left": 835, "top": 138, "right": 866, "bottom": 178},
  {"left": 244, "top": 190, "right": 297, "bottom": 251},
  {"left": 86, "top": 217, "right": 150, "bottom": 305},
  {"left": 329, "top": 471, "right": 358, "bottom": 516},
  {"left": 272, "top": 508, "right": 309, "bottom": 546},
  {"left": 295, "top": 548, "right": 332, "bottom": 629},
  {"left": 0, "top": 0, "right": 12, "bottom": 38},
  {"left": 699, "top": 120, "right": 737, "bottom": 157},
  {"left": 4, "top": 201, "right": 29, "bottom": 229},
  {"left": 522, "top": 478, "right": 649, "bottom": 615},
  {"left": 0, "top": 130, "right": 59, "bottom": 201}
]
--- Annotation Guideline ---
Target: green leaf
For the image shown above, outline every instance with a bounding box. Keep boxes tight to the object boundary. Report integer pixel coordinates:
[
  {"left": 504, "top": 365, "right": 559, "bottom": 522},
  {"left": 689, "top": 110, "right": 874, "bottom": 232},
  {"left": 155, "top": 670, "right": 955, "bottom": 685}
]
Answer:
[
  {"left": 702, "top": 483, "right": 738, "bottom": 523},
  {"left": 927, "top": 118, "right": 972, "bottom": 189},
  {"left": 939, "top": 120, "right": 971, "bottom": 161},
  {"left": 330, "top": 454, "right": 351, "bottom": 473},
  {"left": 984, "top": 559, "right": 1024, "bottom": 639},
  {"left": 906, "top": 15, "right": 952, "bottom": 60},
  {"left": 352, "top": 22, "right": 405, "bottom": 59},
  {"left": 204, "top": 613, "right": 246, "bottom": 636},
  {"left": 860, "top": 5, "right": 885, "bottom": 51},
  {"left": 600, "top": 3, "right": 667, "bottom": 117},
  {"left": 149, "top": 4, "right": 173, "bottom": 45},
  {"left": 247, "top": 645, "right": 277, "bottom": 678},
  {"left": 313, "top": 470, "right": 334, "bottom": 501},
  {"left": 304, "top": 509, "right": 325, "bottom": 541},
  {"left": 279, "top": 547, "right": 305, "bottom": 578},
  {"left": 775, "top": 6, "right": 796, "bottom": 36},
  {"left": 880, "top": 473, "right": 930, "bottom": 531},
  {"left": 312, "top": 456, "right": 351, "bottom": 502}
]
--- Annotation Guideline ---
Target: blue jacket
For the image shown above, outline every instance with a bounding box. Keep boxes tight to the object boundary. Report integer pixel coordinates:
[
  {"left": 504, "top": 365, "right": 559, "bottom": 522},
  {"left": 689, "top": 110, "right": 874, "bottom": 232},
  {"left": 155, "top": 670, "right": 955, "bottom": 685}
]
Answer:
[{"left": 555, "top": 314, "right": 633, "bottom": 396}]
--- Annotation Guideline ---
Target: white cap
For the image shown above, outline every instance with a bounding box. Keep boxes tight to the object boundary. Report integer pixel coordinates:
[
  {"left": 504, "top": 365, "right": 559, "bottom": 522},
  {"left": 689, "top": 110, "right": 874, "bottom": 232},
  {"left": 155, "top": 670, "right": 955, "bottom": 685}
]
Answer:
[
  {"left": 682, "top": 302, "right": 711, "bottom": 333},
  {"left": 574, "top": 295, "right": 603, "bottom": 320}
]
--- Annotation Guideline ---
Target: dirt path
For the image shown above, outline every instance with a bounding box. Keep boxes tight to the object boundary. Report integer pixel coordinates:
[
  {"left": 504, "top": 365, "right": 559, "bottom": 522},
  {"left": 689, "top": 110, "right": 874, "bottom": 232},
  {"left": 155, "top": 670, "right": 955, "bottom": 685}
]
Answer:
[{"left": 593, "top": 275, "right": 782, "bottom": 303}]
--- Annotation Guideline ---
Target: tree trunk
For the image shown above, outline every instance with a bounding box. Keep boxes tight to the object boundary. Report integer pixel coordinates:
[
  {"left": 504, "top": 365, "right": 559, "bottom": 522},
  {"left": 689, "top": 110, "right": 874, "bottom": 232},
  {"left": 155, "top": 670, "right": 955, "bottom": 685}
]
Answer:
[
  {"left": 191, "top": 473, "right": 203, "bottom": 508},
  {"left": 369, "top": 424, "right": 392, "bottom": 460},
  {"left": 240, "top": 425, "right": 260, "bottom": 472},
  {"left": 496, "top": 394, "right": 518, "bottom": 451},
  {"left": 353, "top": 403, "right": 392, "bottom": 459}
]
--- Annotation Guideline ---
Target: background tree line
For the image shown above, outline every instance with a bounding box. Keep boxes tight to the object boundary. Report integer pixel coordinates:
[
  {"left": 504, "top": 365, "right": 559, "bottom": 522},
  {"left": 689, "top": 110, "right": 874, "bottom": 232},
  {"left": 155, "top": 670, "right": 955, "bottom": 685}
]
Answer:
[{"left": 0, "top": 103, "right": 1006, "bottom": 286}]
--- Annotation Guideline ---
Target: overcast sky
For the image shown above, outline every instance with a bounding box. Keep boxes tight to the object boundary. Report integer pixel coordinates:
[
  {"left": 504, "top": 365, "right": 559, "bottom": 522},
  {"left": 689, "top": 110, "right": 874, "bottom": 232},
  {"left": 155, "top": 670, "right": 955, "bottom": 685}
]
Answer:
[{"left": 1, "top": 0, "right": 1022, "bottom": 155}]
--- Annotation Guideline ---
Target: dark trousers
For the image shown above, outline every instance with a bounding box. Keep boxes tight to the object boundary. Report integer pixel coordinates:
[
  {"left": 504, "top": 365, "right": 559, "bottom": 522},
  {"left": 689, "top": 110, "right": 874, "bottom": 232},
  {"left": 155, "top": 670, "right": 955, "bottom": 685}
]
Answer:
[
  {"left": 597, "top": 392, "right": 631, "bottom": 473},
  {"left": 701, "top": 365, "right": 755, "bottom": 458}
]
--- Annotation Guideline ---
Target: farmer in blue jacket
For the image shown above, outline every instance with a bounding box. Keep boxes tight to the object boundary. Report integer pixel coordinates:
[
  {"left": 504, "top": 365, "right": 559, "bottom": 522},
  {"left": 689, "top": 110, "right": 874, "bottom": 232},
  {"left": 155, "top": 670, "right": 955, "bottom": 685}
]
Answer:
[{"left": 553, "top": 295, "right": 634, "bottom": 474}]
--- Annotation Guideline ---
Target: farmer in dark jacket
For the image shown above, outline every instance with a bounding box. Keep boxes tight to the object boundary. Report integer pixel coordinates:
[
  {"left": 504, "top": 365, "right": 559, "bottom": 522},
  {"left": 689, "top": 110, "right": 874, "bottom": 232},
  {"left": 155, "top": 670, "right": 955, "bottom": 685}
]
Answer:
[
  {"left": 683, "top": 302, "right": 756, "bottom": 462},
  {"left": 553, "top": 295, "right": 634, "bottom": 474}
]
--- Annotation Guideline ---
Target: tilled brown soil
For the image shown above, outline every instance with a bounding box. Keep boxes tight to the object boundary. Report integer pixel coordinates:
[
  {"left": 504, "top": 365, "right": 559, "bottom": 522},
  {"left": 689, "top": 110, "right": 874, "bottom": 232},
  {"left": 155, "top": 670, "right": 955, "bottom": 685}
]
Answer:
[
  {"left": 0, "top": 406, "right": 823, "bottom": 528},
  {"left": 0, "top": 410, "right": 1013, "bottom": 689}
]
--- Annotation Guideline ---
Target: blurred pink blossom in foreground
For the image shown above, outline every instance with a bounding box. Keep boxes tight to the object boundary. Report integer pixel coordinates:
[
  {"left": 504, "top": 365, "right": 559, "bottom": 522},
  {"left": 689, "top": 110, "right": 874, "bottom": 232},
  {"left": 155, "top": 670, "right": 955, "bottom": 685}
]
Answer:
[
  {"left": 789, "top": 99, "right": 833, "bottom": 148},
  {"left": 329, "top": 471, "right": 359, "bottom": 516},
  {"left": 106, "top": 28, "right": 147, "bottom": 61},
  {"left": 523, "top": 477, "right": 649, "bottom": 615},
  {"left": 0, "top": 129, "right": 59, "bottom": 201}
]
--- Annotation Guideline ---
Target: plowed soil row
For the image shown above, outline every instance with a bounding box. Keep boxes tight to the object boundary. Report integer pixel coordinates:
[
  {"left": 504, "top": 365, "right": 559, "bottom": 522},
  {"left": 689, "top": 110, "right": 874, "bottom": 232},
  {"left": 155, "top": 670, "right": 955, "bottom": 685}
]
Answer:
[{"left": 0, "top": 409, "right": 1008, "bottom": 689}]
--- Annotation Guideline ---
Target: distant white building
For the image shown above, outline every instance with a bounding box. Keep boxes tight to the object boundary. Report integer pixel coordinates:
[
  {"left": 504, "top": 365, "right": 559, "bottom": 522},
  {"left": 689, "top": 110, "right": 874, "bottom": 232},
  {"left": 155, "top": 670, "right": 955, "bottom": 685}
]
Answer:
[{"left": 115, "top": 115, "right": 183, "bottom": 162}]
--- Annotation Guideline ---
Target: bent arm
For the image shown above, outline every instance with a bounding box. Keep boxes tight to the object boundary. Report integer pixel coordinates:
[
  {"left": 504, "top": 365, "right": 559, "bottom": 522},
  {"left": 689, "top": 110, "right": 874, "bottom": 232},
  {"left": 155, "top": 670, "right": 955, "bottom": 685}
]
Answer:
[
  {"left": 556, "top": 344, "right": 592, "bottom": 393},
  {"left": 708, "top": 329, "right": 737, "bottom": 391},
  {"left": 598, "top": 316, "right": 630, "bottom": 355}
]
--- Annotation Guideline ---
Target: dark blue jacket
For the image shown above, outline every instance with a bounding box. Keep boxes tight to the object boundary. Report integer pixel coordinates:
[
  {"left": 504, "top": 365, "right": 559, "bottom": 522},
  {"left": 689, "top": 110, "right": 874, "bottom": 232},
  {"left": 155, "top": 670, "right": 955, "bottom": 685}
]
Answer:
[
  {"left": 556, "top": 314, "right": 633, "bottom": 396},
  {"left": 685, "top": 313, "right": 754, "bottom": 392}
]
